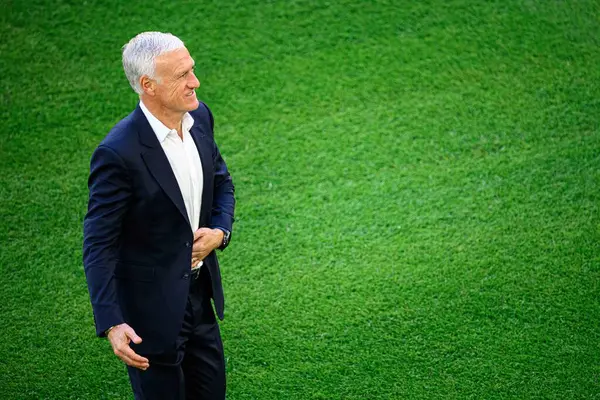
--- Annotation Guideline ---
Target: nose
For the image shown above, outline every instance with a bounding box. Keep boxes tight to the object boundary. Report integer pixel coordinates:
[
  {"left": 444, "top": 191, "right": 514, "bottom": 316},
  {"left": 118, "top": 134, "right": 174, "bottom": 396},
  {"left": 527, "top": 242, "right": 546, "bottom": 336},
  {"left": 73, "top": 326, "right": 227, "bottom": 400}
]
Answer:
[{"left": 189, "top": 71, "right": 200, "bottom": 89}]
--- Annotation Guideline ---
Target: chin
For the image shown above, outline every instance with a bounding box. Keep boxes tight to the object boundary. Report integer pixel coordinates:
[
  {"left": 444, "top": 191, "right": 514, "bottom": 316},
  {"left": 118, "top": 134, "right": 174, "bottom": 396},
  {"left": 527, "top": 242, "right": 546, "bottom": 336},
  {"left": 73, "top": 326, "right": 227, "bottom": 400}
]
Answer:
[{"left": 186, "top": 98, "right": 199, "bottom": 111}]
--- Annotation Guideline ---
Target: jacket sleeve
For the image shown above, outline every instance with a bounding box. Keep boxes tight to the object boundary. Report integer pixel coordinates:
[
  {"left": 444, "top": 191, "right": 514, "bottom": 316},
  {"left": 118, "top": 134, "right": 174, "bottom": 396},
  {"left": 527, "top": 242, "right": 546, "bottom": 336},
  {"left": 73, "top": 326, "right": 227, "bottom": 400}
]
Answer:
[
  {"left": 205, "top": 105, "right": 235, "bottom": 247},
  {"left": 83, "top": 144, "right": 130, "bottom": 336}
]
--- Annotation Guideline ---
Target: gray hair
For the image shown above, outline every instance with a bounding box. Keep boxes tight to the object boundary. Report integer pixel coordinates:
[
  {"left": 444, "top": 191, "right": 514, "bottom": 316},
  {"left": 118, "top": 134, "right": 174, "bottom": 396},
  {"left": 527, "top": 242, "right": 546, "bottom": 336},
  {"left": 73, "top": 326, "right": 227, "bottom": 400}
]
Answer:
[{"left": 122, "top": 32, "right": 185, "bottom": 94}]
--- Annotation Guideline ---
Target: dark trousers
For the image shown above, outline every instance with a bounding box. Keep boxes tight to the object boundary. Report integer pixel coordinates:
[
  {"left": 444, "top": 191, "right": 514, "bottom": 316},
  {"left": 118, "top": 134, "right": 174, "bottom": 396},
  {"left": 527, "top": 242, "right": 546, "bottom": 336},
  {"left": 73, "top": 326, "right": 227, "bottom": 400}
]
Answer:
[{"left": 127, "top": 273, "right": 226, "bottom": 400}]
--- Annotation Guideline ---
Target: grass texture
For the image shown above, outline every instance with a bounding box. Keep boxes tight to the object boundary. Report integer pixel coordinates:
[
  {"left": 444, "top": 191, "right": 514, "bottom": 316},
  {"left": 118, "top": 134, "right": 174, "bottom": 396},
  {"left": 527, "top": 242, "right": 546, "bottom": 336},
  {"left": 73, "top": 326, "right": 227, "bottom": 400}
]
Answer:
[{"left": 1, "top": 0, "right": 599, "bottom": 398}]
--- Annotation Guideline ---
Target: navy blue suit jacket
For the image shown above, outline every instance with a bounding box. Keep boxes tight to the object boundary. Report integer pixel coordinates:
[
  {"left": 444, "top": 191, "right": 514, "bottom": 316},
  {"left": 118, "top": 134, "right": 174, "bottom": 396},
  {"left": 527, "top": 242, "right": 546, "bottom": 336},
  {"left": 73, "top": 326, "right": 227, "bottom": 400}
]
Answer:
[{"left": 83, "top": 102, "right": 235, "bottom": 354}]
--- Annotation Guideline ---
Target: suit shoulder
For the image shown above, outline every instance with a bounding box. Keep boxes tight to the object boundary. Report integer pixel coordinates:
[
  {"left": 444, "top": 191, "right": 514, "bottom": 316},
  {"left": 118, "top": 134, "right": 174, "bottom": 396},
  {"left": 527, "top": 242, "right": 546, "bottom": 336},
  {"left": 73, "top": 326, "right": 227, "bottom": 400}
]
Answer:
[{"left": 98, "top": 111, "right": 139, "bottom": 154}]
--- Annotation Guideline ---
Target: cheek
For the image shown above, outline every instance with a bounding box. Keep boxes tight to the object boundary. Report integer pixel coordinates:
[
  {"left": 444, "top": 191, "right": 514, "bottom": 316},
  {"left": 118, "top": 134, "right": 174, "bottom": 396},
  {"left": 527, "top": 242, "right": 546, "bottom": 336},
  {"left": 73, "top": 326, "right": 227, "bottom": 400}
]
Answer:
[
  {"left": 169, "top": 84, "right": 180, "bottom": 98},
  {"left": 173, "top": 83, "right": 187, "bottom": 98}
]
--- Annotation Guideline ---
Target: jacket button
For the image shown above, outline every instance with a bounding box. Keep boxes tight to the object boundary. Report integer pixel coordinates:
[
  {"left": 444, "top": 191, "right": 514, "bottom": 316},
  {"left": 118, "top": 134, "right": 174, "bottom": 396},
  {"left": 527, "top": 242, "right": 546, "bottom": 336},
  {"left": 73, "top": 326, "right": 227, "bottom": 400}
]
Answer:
[
  {"left": 183, "top": 273, "right": 189, "bottom": 280},
  {"left": 185, "top": 241, "right": 191, "bottom": 248}
]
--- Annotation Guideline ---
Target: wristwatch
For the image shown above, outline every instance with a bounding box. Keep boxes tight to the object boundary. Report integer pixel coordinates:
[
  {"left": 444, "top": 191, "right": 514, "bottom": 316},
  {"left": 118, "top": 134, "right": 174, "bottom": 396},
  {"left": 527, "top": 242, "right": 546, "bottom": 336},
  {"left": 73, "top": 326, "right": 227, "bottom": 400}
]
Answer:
[{"left": 217, "top": 228, "right": 231, "bottom": 249}]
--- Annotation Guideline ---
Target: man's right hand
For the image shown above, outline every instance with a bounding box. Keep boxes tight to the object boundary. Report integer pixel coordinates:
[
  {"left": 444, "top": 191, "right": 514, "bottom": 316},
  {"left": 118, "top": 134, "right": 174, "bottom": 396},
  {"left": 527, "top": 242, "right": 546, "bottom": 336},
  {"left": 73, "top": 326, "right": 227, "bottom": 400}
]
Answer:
[{"left": 107, "top": 323, "right": 150, "bottom": 370}]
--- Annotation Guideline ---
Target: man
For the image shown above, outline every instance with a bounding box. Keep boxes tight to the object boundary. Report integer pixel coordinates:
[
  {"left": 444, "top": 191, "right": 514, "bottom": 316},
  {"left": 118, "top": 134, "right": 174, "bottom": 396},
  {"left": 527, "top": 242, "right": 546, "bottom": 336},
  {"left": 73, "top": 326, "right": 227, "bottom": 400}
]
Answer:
[{"left": 83, "top": 31, "right": 235, "bottom": 399}]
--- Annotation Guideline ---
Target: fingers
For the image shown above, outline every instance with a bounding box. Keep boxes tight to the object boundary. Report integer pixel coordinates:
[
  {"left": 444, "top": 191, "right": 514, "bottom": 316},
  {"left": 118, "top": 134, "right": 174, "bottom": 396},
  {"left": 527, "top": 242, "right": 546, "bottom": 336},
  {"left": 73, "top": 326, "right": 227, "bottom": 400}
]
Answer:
[
  {"left": 192, "top": 240, "right": 212, "bottom": 256},
  {"left": 115, "top": 344, "right": 149, "bottom": 370},
  {"left": 193, "top": 228, "right": 210, "bottom": 241},
  {"left": 192, "top": 240, "right": 204, "bottom": 253},
  {"left": 191, "top": 254, "right": 206, "bottom": 268},
  {"left": 192, "top": 249, "right": 208, "bottom": 259},
  {"left": 109, "top": 324, "right": 150, "bottom": 370},
  {"left": 192, "top": 252, "right": 208, "bottom": 264},
  {"left": 193, "top": 232, "right": 218, "bottom": 252},
  {"left": 124, "top": 326, "right": 143, "bottom": 345},
  {"left": 192, "top": 228, "right": 216, "bottom": 268}
]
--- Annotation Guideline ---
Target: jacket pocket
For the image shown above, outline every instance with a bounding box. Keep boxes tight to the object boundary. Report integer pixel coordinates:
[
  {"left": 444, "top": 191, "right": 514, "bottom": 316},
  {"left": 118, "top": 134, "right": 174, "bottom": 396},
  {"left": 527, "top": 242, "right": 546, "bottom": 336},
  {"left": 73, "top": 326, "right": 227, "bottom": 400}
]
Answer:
[{"left": 114, "top": 263, "right": 156, "bottom": 282}]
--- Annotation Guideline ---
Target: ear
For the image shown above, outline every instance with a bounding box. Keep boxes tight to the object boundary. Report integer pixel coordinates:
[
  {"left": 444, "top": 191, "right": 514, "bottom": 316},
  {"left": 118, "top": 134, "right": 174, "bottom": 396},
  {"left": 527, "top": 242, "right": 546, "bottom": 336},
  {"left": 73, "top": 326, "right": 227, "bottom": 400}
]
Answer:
[{"left": 140, "top": 75, "right": 155, "bottom": 96}]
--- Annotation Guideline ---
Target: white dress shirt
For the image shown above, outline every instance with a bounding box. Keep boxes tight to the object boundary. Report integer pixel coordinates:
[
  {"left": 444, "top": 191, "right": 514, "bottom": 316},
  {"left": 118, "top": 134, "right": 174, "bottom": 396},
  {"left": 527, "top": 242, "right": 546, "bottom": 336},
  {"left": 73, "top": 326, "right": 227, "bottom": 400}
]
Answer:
[{"left": 140, "top": 101, "right": 204, "bottom": 267}]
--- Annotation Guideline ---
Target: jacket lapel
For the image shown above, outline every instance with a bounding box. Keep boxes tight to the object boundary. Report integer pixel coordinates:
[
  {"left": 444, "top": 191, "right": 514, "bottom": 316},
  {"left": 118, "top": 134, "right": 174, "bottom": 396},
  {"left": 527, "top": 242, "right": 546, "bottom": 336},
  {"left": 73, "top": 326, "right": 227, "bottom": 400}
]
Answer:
[{"left": 134, "top": 106, "right": 191, "bottom": 227}]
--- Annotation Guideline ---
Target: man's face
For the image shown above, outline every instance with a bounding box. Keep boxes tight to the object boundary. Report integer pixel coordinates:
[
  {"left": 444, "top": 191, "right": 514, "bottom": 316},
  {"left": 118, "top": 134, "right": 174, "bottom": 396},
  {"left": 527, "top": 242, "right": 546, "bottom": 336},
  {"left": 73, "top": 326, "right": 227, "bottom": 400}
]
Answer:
[{"left": 152, "top": 47, "right": 200, "bottom": 113}]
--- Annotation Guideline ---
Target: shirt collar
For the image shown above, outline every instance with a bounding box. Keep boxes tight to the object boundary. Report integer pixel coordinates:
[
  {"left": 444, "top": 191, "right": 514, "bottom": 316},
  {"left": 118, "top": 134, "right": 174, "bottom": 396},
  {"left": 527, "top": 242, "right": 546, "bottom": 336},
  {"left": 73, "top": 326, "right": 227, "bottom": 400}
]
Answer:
[{"left": 139, "top": 100, "right": 195, "bottom": 143}]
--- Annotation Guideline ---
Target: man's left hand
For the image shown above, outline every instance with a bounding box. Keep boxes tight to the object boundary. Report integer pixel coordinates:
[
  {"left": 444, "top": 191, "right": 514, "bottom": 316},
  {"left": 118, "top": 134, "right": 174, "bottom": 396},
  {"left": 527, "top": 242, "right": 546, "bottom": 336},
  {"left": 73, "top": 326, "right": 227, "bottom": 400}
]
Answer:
[{"left": 191, "top": 228, "right": 224, "bottom": 266}]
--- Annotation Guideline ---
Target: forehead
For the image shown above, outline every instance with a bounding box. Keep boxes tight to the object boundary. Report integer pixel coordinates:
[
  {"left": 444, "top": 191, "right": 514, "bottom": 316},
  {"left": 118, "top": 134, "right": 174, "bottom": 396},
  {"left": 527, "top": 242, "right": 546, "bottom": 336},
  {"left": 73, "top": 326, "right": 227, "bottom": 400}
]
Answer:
[{"left": 155, "top": 47, "right": 194, "bottom": 74}]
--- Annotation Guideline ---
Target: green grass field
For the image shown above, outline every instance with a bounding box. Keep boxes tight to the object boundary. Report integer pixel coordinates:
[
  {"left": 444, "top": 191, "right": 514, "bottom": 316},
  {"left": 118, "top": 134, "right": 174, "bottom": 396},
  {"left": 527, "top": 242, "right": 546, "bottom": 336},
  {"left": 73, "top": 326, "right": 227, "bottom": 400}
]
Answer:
[{"left": 1, "top": 0, "right": 599, "bottom": 398}]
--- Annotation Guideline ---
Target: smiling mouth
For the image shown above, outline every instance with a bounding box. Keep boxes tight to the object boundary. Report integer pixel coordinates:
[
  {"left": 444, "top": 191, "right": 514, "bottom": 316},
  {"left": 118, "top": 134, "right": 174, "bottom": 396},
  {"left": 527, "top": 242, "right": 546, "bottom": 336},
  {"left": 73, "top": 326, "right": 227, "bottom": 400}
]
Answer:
[{"left": 186, "top": 90, "right": 195, "bottom": 97}]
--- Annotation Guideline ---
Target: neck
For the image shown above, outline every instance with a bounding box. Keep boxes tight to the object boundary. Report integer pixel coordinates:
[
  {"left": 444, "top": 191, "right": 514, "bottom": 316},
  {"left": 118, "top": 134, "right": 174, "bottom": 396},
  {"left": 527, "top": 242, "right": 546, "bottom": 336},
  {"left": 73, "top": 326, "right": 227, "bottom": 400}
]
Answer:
[{"left": 140, "top": 95, "right": 184, "bottom": 132}]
